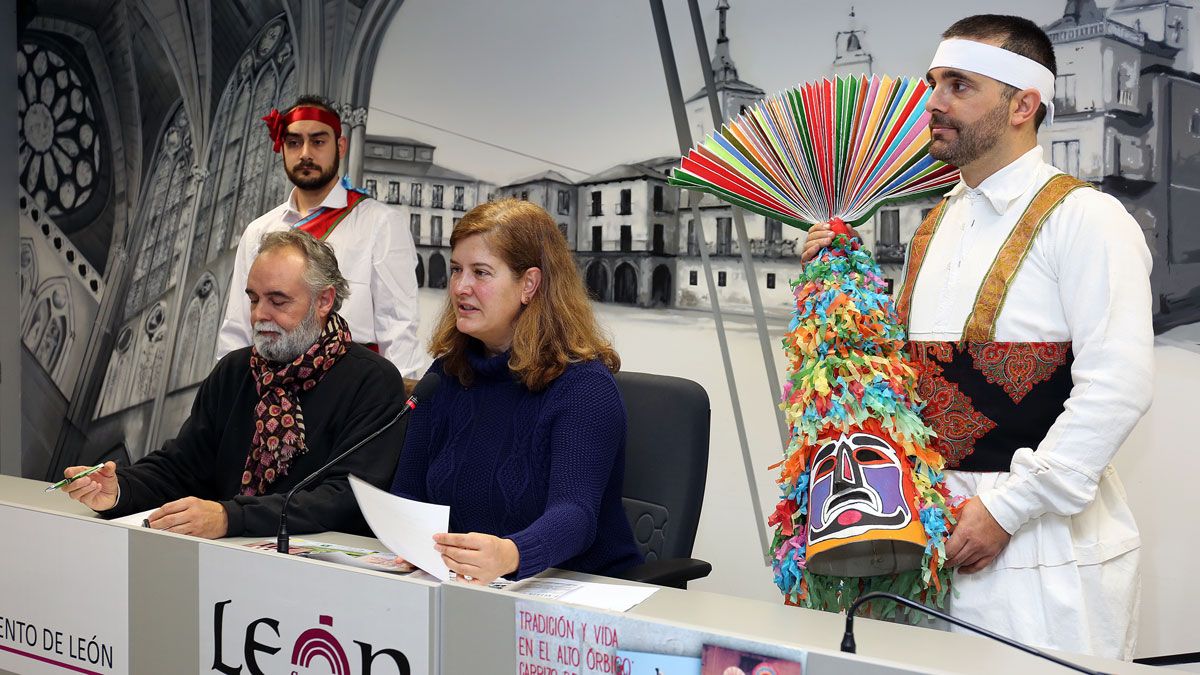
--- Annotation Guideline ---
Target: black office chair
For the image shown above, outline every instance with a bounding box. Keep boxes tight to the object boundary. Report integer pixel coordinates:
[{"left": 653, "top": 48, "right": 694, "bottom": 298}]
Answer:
[{"left": 613, "top": 371, "right": 712, "bottom": 589}]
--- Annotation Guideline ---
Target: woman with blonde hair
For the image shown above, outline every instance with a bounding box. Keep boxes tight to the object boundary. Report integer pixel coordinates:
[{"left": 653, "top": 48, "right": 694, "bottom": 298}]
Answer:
[{"left": 390, "top": 198, "right": 642, "bottom": 583}]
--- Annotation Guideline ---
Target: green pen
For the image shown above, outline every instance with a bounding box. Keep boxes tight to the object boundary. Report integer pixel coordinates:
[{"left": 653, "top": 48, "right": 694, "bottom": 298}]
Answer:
[{"left": 44, "top": 463, "right": 107, "bottom": 492}]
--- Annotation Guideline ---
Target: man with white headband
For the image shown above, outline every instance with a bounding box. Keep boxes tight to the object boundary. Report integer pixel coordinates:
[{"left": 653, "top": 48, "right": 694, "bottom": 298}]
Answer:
[{"left": 803, "top": 15, "right": 1152, "bottom": 659}]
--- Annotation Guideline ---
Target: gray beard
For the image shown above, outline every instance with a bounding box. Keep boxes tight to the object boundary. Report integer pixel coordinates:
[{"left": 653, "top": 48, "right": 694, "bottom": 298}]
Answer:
[{"left": 253, "top": 305, "right": 323, "bottom": 363}]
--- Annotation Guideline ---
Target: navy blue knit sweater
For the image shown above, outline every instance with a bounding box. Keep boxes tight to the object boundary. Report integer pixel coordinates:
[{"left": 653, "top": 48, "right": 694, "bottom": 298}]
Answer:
[{"left": 389, "top": 348, "right": 643, "bottom": 579}]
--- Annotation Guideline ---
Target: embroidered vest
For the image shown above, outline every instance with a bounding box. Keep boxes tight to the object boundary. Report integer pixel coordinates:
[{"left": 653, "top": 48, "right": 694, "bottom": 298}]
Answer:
[{"left": 896, "top": 174, "right": 1090, "bottom": 471}]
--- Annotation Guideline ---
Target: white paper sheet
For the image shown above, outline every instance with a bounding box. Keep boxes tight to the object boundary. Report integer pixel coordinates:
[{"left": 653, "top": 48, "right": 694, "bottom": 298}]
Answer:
[
  {"left": 349, "top": 475, "right": 451, "bottom": 581},
  {"left": 507, "top": 577, "right": 582, "bottom": 599},
  {"left": 506, "top": 577, "right": 659, "bottom": 612},
  {"left": 109, "top": 508, "right": 157, "bottom": 527},
  {"left": 554, "top": 582, "right": 658, "bottom": 612}
]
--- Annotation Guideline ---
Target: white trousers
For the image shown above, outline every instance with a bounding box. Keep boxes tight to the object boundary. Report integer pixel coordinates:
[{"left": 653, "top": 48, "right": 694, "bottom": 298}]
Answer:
[{"left": 944, "top": 548, "right": 1141, "bottom": 660}]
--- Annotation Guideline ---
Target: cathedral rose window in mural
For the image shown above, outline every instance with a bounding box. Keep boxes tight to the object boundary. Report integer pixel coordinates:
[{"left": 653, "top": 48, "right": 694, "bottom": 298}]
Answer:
[{"left": 17, "top": 39, "right": 108, "bottom": 228}]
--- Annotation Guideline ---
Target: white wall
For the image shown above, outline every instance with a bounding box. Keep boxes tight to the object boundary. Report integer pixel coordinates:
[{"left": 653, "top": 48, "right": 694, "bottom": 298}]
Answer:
[{"left": 1113, "top": 326, "right": 1200, "bottom": 658}]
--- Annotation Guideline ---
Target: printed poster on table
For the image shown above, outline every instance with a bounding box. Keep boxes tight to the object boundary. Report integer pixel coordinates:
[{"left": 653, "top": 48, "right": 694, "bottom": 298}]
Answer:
[{"left": 514, "top": 600, "right": 806, "bottom": 675}]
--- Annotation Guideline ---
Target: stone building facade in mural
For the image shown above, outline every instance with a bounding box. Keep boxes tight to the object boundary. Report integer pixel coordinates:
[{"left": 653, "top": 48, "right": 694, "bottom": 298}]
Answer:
[
  {"left": 813, "top": 0, "right": 1200, "bottom": 321},
  {"left": 494, "top": 170, "right": 579, "bottom": 250},
  {"left": 1039, "top": 0, "right": 1200, "bottom": 330},
  {"left": 359, "top": 134, "right": 493, "bottom": 290}
]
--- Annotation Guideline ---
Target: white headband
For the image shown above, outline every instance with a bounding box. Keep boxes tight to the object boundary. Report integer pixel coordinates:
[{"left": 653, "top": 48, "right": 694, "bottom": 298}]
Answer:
[{"left": 929, "top": 38, "right": 1056, "bottom": 125}]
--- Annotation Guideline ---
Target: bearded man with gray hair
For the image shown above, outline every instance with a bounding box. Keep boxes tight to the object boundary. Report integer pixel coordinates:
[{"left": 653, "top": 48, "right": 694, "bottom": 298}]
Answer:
[{"left": 60, "top": 230, "right": 406, "bottom": 539}]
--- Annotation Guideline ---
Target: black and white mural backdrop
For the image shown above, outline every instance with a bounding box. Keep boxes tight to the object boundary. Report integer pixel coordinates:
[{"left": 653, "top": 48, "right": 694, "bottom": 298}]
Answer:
[{"left": 12, "top": 0, "right": 1200, "bottom": 660}]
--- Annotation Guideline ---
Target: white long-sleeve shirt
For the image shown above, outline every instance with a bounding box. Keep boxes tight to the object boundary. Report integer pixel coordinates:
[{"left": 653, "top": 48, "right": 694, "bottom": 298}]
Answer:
[
  {"left": 216, "top": 183, "right": 426, "bottom": 379},
  {"left": 905, "top": 147, "right": 1153, "bottom": 568}
]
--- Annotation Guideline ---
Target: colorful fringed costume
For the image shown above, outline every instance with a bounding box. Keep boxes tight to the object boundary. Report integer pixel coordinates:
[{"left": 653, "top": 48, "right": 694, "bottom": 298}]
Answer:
[
  {"left": 769, "top": 219, "right": 957, "bottom": 619},
  {"left": 668, "top": 76, "right": 962, "bottom": 618}
]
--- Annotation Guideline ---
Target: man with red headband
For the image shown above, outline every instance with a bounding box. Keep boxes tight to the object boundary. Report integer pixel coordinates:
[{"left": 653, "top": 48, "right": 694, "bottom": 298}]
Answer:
[
  {"left": 216, "top": 95, "right": 424, "bottom": 378},
  {"left": 803, "top": 15, "right": 1152, "bottom": 660}
]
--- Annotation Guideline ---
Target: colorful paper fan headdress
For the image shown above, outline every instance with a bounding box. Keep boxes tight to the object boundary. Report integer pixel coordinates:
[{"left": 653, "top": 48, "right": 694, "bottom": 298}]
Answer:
[
  {"left": 668, "top": 75, "right": 961, "bottom": 618},
  {"left": 671, "top": 75, "right": 958, "bottom": 230}
]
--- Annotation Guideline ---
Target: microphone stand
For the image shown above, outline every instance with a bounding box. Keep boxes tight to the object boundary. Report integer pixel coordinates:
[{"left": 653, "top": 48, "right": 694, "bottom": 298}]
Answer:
[
  {"left": 840, "top": 591, "right": 1108, "bottom": 675},
  {"left": 277, "top": 374, "right": 436, "bottom": 554}
]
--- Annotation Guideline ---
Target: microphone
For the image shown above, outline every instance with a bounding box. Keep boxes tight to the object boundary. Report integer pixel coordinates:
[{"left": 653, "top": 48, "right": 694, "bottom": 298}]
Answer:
[
  {"left": 839, "top": 591, "right": 1108, "bottom": 675},
  {"left": 276, "top": 371, "right": 441, "bottom": 554}
]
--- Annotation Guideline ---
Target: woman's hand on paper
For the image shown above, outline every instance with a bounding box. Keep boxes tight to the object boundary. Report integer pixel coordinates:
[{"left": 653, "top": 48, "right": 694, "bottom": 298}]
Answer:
[{"left": 433, "top": 532, "right": 520, "bottom": 584}]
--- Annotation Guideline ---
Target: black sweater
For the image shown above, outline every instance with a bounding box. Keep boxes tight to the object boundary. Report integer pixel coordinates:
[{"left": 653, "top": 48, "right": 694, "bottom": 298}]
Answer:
[{"left": 106, "top": 344, "right": 406, "bottom": 536}]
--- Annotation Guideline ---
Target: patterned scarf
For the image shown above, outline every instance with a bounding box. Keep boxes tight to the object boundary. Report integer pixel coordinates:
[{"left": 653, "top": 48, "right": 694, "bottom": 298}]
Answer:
[{"left": 240, "top": 312, "right": 352, "bottom": 496}]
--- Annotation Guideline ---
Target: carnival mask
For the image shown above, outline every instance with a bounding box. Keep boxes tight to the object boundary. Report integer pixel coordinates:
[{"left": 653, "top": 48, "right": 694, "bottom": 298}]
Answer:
[{"left": 805, "top": 427, "right": 927, "bottom": 576}]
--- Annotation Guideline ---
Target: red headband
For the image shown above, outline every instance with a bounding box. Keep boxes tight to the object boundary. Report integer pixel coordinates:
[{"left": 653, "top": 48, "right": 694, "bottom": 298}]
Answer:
[{"left": 261, "top": 106, "right": 343, "bottom": 153}]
